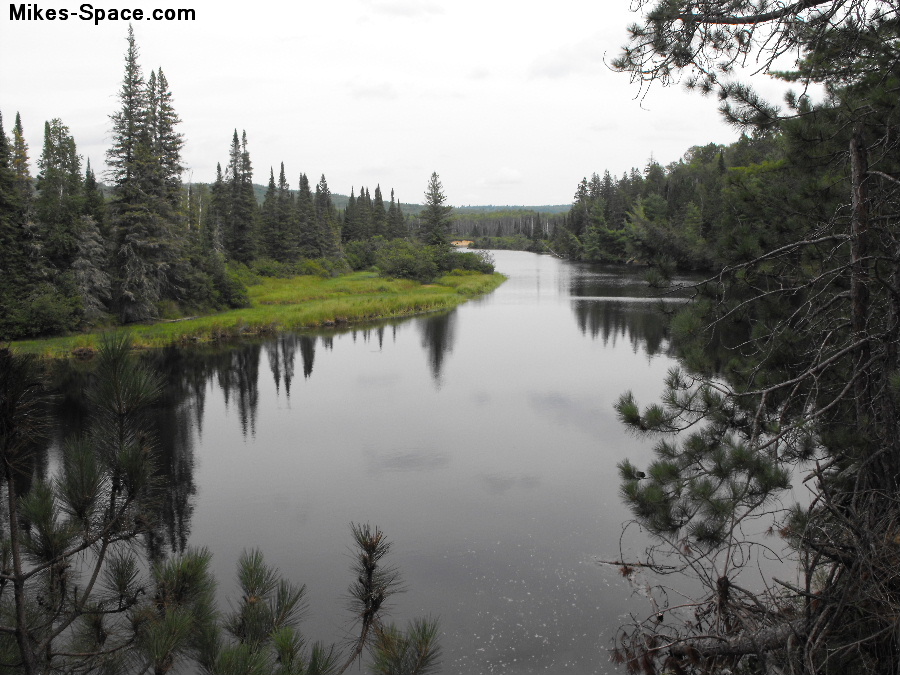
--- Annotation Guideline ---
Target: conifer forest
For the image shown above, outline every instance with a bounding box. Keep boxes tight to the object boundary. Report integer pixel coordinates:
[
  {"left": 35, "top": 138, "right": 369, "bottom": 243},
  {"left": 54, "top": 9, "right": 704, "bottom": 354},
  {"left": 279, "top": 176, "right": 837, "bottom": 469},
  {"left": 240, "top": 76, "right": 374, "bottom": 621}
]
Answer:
[{"left": 3, "top": 0, "right": 900, "bottom": 673}]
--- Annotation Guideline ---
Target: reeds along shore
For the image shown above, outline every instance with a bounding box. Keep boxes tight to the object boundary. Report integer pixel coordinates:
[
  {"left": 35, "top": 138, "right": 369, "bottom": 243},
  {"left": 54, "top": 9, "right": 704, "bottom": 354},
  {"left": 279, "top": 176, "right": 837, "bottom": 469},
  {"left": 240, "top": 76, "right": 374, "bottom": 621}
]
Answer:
[{"left": 11, "top": 271, "right": 506, "bottom": 358}]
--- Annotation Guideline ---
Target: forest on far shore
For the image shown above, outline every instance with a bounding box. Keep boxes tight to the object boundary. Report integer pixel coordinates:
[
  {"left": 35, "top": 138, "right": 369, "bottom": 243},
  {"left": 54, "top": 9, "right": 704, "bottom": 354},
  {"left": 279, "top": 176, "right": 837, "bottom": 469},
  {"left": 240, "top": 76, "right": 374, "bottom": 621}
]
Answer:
[{"left": 0, "top": 28, "right": 500, "bottom": 342}]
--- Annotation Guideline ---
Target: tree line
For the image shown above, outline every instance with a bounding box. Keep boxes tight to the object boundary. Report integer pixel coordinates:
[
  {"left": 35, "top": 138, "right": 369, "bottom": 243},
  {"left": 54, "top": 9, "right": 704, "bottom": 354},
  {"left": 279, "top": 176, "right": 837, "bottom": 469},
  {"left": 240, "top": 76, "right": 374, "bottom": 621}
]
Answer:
[
  {"left": 539, "top": 132, "right": 779, "bottom": 269},
  {"left": 1, "top": 27, "right": 491, "bottom": 342}
]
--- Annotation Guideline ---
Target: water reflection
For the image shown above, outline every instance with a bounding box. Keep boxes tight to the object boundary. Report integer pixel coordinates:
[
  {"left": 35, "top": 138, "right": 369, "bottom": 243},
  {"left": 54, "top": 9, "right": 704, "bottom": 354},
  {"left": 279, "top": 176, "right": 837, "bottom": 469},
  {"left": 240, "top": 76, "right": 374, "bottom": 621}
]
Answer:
[
  {"left": 564, "top": 262, "right": 688, "bottom": 356},
  {"left": 571, "top": 299, "right": 672, "bottom": 356},
  {"left": 299, "top": 335, "right": 316, "bottom": 378},
  {"left": 417, "top": 311, "right": 457, "bottom": 384},
  {"left": 39, "top": 251, "right": 692, "bottom": 675},
  {"left": 266, "top": 336, "right": 297, "bottom": 396}
]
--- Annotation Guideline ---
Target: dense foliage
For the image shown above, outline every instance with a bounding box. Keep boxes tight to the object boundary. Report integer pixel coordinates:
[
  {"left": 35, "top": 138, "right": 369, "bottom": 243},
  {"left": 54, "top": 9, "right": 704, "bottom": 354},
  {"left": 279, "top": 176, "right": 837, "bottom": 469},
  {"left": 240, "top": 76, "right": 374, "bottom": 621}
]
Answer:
[
  {"left": 545, "top": 133, "right": 780, "bottom": 268},
  {"left": 606, "top": 1, "right": 900, "bottom": 674}
]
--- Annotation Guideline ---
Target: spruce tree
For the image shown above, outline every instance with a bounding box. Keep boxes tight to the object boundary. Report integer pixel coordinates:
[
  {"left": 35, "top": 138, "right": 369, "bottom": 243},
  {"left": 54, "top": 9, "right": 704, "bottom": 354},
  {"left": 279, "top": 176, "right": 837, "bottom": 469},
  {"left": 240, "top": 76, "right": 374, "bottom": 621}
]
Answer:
[
  {"left": 152, "top": 68, "right": 184, "bottom": 207},
  {"left": 206, "top": 162, "right": 227, "bottom": 253},
  {"left": 343, "top": 186, "right": 359, "bottom": 242},
  {"left": 107, "top": 26, "right": 147, "bottom": 192},
  {"left": 420, "top": 172, "right": 452, "bottom": 247},
  {"left": 372, "top": 184, "right": 387, "bottom": 237},
  {"left": 0, "top": 111, "right": 31, "bottom": 338},
  {"left": 313, "top": 174, "right": 341, "bottom": 259},
  {"left": 296, "top": 172, "right": 317, "bottom": 257},
  {"left": 275, "top": 162, "right": 296, "bottom": 261},
  {"left": 35, "top": 118, "right": 83, "bottom": 271},
  {"left": 387, "top": 188, "right": 407, "bottom": 239},
  {"left": 81, "top": 159, "right": 107, "bottom": 231},
  {"left": 223, "top": 130, "right": 257, "bottom": 263},
  {"left": 11, "top": 112, "right": 33, "bottom": 213},
  {"left": 106, "top": 27, "right": 181, "bottom": 322},
  {"left": 259, "top": 166, "right": 279, "bottom": 259}
]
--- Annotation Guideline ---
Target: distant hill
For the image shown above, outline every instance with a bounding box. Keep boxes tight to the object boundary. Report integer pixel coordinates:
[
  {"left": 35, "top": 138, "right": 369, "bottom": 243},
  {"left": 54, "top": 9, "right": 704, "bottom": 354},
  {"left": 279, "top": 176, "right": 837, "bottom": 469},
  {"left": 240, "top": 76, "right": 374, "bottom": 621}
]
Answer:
[
  {"left": 247, "top": 184, "right": 569, "bottom": 216},
  {"left": 102, "top": 182, "right": 569, "bottom": 217}
]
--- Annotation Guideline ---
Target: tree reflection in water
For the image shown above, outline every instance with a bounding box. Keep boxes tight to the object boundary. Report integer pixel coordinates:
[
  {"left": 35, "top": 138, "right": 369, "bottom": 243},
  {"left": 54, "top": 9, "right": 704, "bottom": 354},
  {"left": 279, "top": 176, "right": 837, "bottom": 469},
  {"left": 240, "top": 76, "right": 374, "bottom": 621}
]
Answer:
[{"left": 417, "top": 310, "right": 457, "bottom": 385}]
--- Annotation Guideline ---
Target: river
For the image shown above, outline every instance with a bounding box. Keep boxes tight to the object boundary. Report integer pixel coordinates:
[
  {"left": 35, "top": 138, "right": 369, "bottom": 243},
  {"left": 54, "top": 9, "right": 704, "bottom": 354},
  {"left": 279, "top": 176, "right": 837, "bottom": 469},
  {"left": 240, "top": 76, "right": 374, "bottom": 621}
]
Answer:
[{"left": 47, "top": 250, "right": 688, "bottom": 674}]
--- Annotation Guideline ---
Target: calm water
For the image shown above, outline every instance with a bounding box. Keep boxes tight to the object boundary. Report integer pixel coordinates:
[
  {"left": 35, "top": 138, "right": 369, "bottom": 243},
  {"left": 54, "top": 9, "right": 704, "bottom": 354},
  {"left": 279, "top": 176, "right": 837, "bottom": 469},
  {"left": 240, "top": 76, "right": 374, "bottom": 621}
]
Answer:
[{"left": 49, "top": 251, "right": 687, "bottom": 674}]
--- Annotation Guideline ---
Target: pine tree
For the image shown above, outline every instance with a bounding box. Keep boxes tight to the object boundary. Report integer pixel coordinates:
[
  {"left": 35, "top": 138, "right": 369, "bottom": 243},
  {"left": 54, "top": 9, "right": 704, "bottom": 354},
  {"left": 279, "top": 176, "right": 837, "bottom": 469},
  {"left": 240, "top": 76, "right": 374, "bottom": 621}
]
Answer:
[
  {"left": 260, "top": 166, "right": 279, "bottom": 258},
  {"left": 313, "top": 174, "right": 341, "bottom": 259},
  {"left": 611, "top": 2, "right": 900, "bottom": 672},
  {"left": 81, "top": 159, "right": 106, "bottom": 231},
  {"left": 343, "top": 186, "right": 359, "bottom": 242},
  {"left": 387, "top": 188, "right": 407, "bottom": 239},
  {"left": 152, "top": 68, "right": 184, "bottom": 207},
  {"left": 106, "top": 28, "right": 180, "bottom": 322},
  {"left": 275, "top": 162, "right": 296, "bottom": 261},
  {"left": 35, "top": 118, "right": 83, "bottom": 271},
  {"left": 11, "top": 112, "right": 33, "bottom": 213},
  {"left": 223, "top": 130, "right": 257, "bottom": 262},
  {"left": 372, "top": 184, "right": 387, "bottom": 237},
  {"left": 206, "top": 163, "right": 227, "bottom": 253},
  {"left": 296, "top": 172, "right": 317, "bottom": 257},
  {"left": 420, "top": 172, "right": 452, "bottom": 248},
  {"left": 0, "top": 111, "right": 31, "bottom": 338},
  {"left": 107, "top": 26, "right": 147, "bottom": 193}
]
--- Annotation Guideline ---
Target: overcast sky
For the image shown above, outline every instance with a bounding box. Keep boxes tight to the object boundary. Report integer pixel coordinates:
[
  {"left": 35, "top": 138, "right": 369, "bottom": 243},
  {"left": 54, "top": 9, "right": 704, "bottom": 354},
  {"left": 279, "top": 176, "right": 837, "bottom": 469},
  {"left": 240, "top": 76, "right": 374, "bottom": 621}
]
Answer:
[{"left": 2, "top": 0, "right": 750, "bottom": 206}]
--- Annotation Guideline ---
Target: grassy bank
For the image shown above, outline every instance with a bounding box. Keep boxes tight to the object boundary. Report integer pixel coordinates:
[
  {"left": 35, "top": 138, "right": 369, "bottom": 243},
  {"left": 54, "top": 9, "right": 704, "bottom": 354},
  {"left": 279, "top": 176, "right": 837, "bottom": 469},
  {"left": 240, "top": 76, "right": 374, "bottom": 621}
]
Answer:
[{"left": 11, "top": 271, "right": 506, "bottom": 358}]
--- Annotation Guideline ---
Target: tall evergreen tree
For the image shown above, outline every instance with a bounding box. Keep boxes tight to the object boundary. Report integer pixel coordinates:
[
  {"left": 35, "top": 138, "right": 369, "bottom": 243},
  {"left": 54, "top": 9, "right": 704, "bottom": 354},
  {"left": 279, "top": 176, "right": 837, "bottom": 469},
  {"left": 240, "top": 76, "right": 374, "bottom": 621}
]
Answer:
[
  {"left": 343, "top": 186, "right": 359, "bottom": 242},
  {"left": 0, "top": 111, "right": 31, "bottom": 338},
  {"left": 372, "top": 184, "right": 387, "bottom": 237},
  {"left": 259, "top": 167, "right": 279, "bottom": 258},
  {"left": 206, "top": 163, "right": 226, "bottom": 253},
  {"left": 313, "top": 174, "right": 341, "bottom": 259},
  {"left": 152, "top": 68, "right": 184, "bottom": 207},
  {"left": 81, "top": 159, "right": 106, "bottom": 230},
  {"left": 106, "top": 26, "right": 147, "bottom": 193},
  {"left": 296, "top": 172, "right": 317, "bottom": 256},
  {"left": 106, "top": 27, "right": 180, "bottom": 322},
  {"left": 420, "top": 172, "right": 452, "bottom": 247},
  {"left": 35, "top": 118, "right": 82, "bottom": 271},
  {"left": 223, "top": 130, "right": 257, "bottom": 262},
  {"left": 387, "top": 188, "right": 406, "bottom": 239},
  {"left": 275, "top": 162, "right": 296, "bottom": 262},
  {"left": 11, "top": 112, "right": 33, "bottom": 213}
]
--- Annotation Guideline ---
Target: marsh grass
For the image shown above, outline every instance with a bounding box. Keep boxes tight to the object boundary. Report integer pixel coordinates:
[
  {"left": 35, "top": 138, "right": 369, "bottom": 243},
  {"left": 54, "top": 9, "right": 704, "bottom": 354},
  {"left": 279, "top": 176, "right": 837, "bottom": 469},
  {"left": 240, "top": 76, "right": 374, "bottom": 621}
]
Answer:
[{"left": 11, "top": 271, "right": 506, "bottom": 358}]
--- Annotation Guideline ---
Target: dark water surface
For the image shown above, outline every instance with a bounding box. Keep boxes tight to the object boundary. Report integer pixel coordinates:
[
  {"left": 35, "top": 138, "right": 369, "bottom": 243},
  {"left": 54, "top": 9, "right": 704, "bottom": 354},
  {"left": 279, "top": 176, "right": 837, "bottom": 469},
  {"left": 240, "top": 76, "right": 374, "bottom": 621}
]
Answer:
[{"left": 52, "top": 251, "right": 688, "bottom": 674}]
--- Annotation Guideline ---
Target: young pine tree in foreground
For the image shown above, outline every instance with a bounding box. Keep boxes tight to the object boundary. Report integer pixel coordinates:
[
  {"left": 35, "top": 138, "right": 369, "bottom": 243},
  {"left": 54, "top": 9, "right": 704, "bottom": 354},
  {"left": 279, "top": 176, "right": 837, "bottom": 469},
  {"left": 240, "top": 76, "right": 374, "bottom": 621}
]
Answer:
[{"left": 0, "top": 336, "right": 440, "bottom": 675}]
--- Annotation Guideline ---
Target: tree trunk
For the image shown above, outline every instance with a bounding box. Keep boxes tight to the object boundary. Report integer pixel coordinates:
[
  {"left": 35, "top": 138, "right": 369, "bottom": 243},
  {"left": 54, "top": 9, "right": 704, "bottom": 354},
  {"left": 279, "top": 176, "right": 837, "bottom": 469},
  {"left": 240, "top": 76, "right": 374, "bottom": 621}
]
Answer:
[{"left": 669, "top": 618, "right": 805, "bottom": 659}]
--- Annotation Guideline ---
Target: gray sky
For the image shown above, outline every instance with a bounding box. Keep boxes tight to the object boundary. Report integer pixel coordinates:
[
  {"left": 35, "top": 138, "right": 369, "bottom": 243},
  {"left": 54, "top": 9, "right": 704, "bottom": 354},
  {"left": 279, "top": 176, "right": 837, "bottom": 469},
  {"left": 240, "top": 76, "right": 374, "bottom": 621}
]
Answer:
[{"left": 2, "top": 0, "right": 745, "bottom": 206}]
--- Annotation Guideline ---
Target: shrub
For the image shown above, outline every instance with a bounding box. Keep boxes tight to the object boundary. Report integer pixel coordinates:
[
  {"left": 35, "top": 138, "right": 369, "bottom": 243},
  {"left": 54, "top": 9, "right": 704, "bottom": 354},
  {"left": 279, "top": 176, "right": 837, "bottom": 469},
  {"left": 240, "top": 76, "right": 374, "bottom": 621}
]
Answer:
[
  {"left": 22, "top": 283, "right": 81, "bottom": 336},
  {"left": 375, "top": 240, "right": 440, "bottom": 283},
  {"left": 448, "top": 250, "right": 495, "bottom": 274}
]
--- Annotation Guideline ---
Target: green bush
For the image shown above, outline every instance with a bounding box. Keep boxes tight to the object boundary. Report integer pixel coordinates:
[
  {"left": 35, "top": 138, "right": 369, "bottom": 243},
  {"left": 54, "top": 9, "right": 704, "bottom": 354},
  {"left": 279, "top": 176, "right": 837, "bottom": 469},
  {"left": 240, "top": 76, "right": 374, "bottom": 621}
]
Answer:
[
  {"left": 344, "top": 236, "right": 386, "bottom": 271},
  {"left": 448, "top": 250, "right": 495, "bottom": 274},
  {"left": 297, "top": 259, "right": 333, "bottom": 278},
  {"left": 22, "top": 283, "right": 81, "bottom": 337},
  {"left": 375, "top": 240, "right": 440, "bottom": 283}
]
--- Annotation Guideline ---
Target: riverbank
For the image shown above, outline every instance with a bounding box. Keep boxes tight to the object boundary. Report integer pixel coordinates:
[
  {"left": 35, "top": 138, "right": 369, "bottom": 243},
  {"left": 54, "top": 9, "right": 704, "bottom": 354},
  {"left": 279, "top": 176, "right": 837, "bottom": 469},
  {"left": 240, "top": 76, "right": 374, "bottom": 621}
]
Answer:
[{"left": 11, "top": 271, "right": 506, "bottom": 358}]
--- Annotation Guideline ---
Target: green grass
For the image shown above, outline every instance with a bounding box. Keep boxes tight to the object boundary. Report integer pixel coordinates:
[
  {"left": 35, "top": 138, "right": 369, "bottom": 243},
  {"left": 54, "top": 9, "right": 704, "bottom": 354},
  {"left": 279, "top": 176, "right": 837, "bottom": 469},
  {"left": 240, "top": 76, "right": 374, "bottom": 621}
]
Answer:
[{"left": 11, "top": 271, "right": 507, "bottom": 358}]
